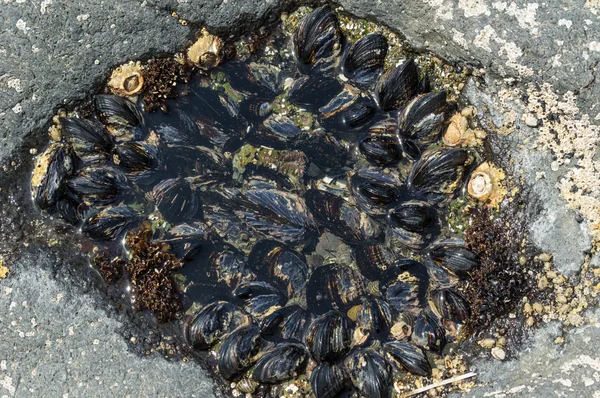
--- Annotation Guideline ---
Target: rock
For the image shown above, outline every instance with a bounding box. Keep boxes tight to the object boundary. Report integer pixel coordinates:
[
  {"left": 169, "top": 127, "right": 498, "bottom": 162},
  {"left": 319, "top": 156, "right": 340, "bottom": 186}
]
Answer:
[{"left": 525, "top": 114, "right": 539, "bottom": 127}]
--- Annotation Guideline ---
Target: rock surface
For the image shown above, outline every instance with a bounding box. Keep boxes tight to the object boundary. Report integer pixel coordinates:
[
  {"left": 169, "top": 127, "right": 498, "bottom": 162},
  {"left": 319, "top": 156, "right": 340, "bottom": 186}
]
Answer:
[{"left": 1, "top": 0, "right": 599, "bottom": 397}]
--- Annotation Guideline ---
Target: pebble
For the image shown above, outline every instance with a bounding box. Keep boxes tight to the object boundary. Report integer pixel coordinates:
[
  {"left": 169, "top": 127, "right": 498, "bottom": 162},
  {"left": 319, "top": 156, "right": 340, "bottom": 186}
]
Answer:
[
  {"left": 538, "top": 253, "right": 552, "bottom": 262},
  {"left": 556, "top": 294, "right": 568, "bottom": 304},
  {"left": 461, "top": 106, "right": 477, "bottom": 118},
  {"left": 538, "top": 276, "right": 549, "bottom": 290},
  {"left": 478, "top": 338, "right": 496, "bottom": 348},
  {"left": 532, "top": 302, "right": 544, "bottom": 314},
  {"left": 525, "top": 114, "right": 539, "bottom": 127},
  {"left": 519, "top": 256, "right": 527, "bottom": 266},
  {"left": 523, "top": 302, "right": 532, "bottom": 315},
  {"left": 496, "top": 337, "right": 507, "bottom": 347},
  {"left": 491, "top": 347, "right": 506, "bottom": 360},
  {"left": 526, "top": 316, "right": 535, "bottom": 327}
]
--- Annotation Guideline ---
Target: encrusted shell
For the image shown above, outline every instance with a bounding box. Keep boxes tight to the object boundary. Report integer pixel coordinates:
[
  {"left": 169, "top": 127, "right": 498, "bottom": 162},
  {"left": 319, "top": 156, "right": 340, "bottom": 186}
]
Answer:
[
  {"left": 467, "top": 162, "right": 506, "bottom": 207},
  {"left": 108, "top": 61, "right": 145, "bottom": 96},
  {"left": 187, "top": 28, "right": 224, "bottom": 70}
]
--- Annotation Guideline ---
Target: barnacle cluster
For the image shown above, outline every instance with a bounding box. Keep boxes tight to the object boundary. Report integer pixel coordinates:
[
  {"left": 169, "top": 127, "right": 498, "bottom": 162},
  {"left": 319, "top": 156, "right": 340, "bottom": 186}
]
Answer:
[{"left": 30, "top": 6, "right": 505, "bottom": 397}]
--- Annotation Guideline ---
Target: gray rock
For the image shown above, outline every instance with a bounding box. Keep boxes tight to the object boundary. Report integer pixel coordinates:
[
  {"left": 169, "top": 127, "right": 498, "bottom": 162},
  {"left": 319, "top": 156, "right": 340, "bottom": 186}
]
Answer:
[{"left": 0, "top": 251, "right": 218, "bottom": 398}]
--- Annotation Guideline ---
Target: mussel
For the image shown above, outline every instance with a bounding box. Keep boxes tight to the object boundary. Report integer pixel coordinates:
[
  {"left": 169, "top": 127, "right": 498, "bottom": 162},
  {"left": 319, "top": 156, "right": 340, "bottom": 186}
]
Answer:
[
  {"left": 67, "top": 166, "right": 128, "bottom": 206},
  {"left": 310, "top": 362, "right": 348, "bottom": 398},
  {"left": 31, "top": 142, "right": 74, "bottom": 210},
  {"left": 217, "top": 325, "right": 263, "bottom": 380},
  {"left": 185, "top": 301, "right": 250, "bottom": 349},
  {"left": 376, "top": 58, "right": 419, "bottom": 111},
  {"left": 427, "top": 239, "right": 479, "bottom": 279},
  {"left": 350, "top": 168, "right": 403, "bottom": 216},
  {"left": 412, "top": 310, "right": 447, "bottom": 352},
  {"left": 407, "top": 148, "right": 473, "bottom": 198},
  {"left": 430, "top": 288, "right": 471, "bottom": 324},
  {"left": 149, "top": 178, "right": 201, "bottom": 224},
  {"left": 55, "top": 192, "right": 87, "bottom": 225},
  {"left": 246, "top": 114, "right": 303, "bottom": 149},
  {"left": 383, "top": 341, "right": 431, "bottom": 376},
  {"left": 306, "top": 310, "right": 352, "bottom": 362},
  {"left": 288, "top": 74, "right": 343, "bottom": 109},
  {"left": 388, "top": 200, "right": 436, "bottom": 233},
  {"left": 292, "top": 5, "right": 342, "bottom": 74},
  {"left": 233, "top": 281, "right": 286, "bottom": 318},
  {"left": 113, "top": 141, "right": 160, "bottom": 171},
  {"left": 81, "top": 205, "right": 140, "bottom": 240},
  {"left": 60, "top": 117, "right": 113, "bottom": 162},
  {"left": 398, "top": 91, "right": 451, "bottom": 146},
  {"left": 353, "top": 243, "right": 398, "bottom": 280},
  {"left": 344, "top": 348, "right": 392, "bottom": 398},
  {"left": 251, "top": 343, "right": 308, "bottom": 383},
  {"left": 260, "top": 305, "right": 314, "bottom": 342},
  {"left": 355, "top": 297, "right": 395, "bottom": 340},
  {"left": 307, "top": 264, "right": 367, "bottom": 314},
  {"left": 95, "top": 94, "right": 143, "bottom": 127},
  {"left": 343, "top": 33, "right": 388, "bottom": 86},
  {"left": 209, "top": 248, "right": 250, "bottom": 288}
]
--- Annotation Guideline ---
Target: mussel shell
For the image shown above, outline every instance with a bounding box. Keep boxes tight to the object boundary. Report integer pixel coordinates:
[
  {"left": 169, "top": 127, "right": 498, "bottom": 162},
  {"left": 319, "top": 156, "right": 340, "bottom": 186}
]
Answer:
[
  {"left": 31, "top": 142, "right": 74, "bottom": 210},
  {"left": 251, "top": 343, "right": 308, "bottom": 383},
  {"left": 150, "top": 178, "right": 201, "bottom": 224},
  {"left": 217, "top": 325, "right": 263, "bottom": 380},
  {"left": 353, "top": 243, "right": 398, "bottom": 280},
  {"left": 55, "top": 191, "right": 87, "bottom": 225},
  {"left": 67, "top": 166, "right": 128, "bottom": 206},
  {"left": 388, "top": 200, "right": 436, "bottom": 233},
  {"left": 248, "top": 240, "right": 309, "bottom": 299},
  {"left": 164, "top": 145, "right": 230, "bottom": 179},
  {"left": 427, "top": 239, "right": 479, "bottom": 279},
  {"left": 383, "top": 341, "right": 431, "bottom": 376},
  {"left": 344, "top": 348, "right": 392, "bottom": 398},
  {"left": 319, "top": 87, "right": 376, "bottom": 132},
  {"left": 288, "top": 74, "right": 343, "bottom": 110},
  {"left": 223, "top": 62, "right": 282, "bottom": 99},
  {"left": 398, "top": 91, "right": 451, "bottom": 145},
  {"left": 399, "top": 137, "right": 421, "bottom": 161},
  {"left": 60, "top": 117, "right": 113, "bottom": 160},
  {"left": 293, "top": 131, "right": 348, "bottom": 171},
  {"left": 305, "top": 189, "right": 382, "bottom": 244},
  {"left": 260, "top": 305, "right": 314, "bottom": 342},
  {"left": 233, "top": 281, "right": 280, "bottom": 299},
  {"left": 306, "top": 310, "right": 352, "bottom": 362},
  {"left": 430, "top": 288, "right": 471, "bottom": 324},
  {"left": 350, "top": 168, "right": 403, "bottom": 216},
  {"left": 95, "top": 94, "right": 143, "bottom": 127},
  {"left": 209, "top": 249, "right": 249, "bottom": 288},
  {"left": 356, "top": 297, "right": 395, "bottom": 340},
  {"left": 306, "top": 264, "right": 367, "bottom": 314},
  {"left": 386, "top": 225, "right": 428, "bottom": 251},
  {"left": 234, "top": 189, "right": 317, "bottom": 244},
  {"left": 381, "top": 259, "right": 429, "bottom": 313},
  {"left": 244, "top": 294, "right": 286, "bottom": 319},
  {"left": 376, "top": 58, "right": 419, "bottom": 111},
  {"left": 407, "top": 148, "right": 473, "bottom": 198},
  {"left": 185, "top": 301, "right": 250, "bottom": 349},
  {"left": 247, "top": 114, "right": 303, "bottom": 149},
  {"left": 343, "top": 33, "right": 388, "bottom": 86},
  {"left": 359, "top": 135, "right": 402, "bottom": 166},
  {"left": 310, "top": 362, "right": 348, "bottom": 398},
  {"left": 81, "top": 205, "right": 139, "bottom": 240},
  {"left": 412, "top": 310, "right": 447, "bottom": 352},
  {"left": 292, "top": 5, "right": 342, "bottom": 74},
  {"left": 113, "top": 141, "right": 160, "bottom": 171}
]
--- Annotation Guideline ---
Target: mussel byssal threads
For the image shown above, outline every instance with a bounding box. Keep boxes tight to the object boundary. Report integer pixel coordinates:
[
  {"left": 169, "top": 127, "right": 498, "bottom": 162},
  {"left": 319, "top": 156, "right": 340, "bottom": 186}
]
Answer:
[{"left": 31, "top": 6, "right": 505, "bottom": 397}]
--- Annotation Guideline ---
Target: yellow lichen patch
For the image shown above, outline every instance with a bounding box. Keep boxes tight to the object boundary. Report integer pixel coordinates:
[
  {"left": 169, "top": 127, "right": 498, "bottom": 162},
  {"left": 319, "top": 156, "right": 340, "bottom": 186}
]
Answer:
[
  {"left": 0, "top": 257, "right": 8, "bottom": 279},
  {"left": 108, "top": 61, "right": 144, "bottom": 96},
  {"left": 187, "top": 28, "right": 224, "bottom": 70},
  {"left": 467, "top": 162, "right": 507, "bottom": 207}
]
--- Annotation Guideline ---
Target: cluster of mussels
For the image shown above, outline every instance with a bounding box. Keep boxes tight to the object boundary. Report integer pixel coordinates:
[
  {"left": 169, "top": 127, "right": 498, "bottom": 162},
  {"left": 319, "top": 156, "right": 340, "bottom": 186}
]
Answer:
[{"left": 31, "top": 6, "right": 486, "bottom": 398}]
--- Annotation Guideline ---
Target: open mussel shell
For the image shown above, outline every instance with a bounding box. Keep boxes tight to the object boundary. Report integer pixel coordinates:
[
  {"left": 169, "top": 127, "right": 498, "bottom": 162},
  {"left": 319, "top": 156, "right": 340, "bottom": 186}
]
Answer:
[
  {"left": 355, "top": 297, "right": 395, "bottom": 341},
  {"left": 430, "top": 288, "right": 471, "bottom": 324},
  {"left": 60, "top": 117, "right": 113, "bottom": 161},
  {"left": 307, "top": 264, "right": 367, "bottom": 314},
  {"left": 113, "top": 141, "right": 160, "bottom": 171},
  {"left": 306, "top": 310, "right": 352, "bottom": 362},
  {"left": 344, "top": 348, "right": 392, "bottom": 398},
  {"left": 383, "top": 341, "right": 431, "bottom": 376},
  {"left": 248, "top": 240, "right": 309, "bottom": 299},
  {"left": 149, "top": 177, "right": 201, "bottom": 224},
  {"left": 343, "top": 33, "right": 388, "bottom": 86},
  {"left": 305, "top": 189, "right": 382, "bottom": 244},
  {"left": 95, "top": 94, "right": 143, "bottom": 127},
  {"left": 427, "top": 239, "right": 479, "bottom": 279},
  {"left": 260, "top": 305, "right": 314, "bottom": 342},
  {"left": 350, "top": 168, "right": 403, "bottom": 216},
  {"left": 67, "top": 166, "right": 128, "bottom": 206},
  {"left": 81, "top": 205, "right": 140, "bottom": 240},
  {"left": 292, "top": 5, "right": 342, "bottom": 75},
  {"left": 217, "top": 325, "right": 264, "bottom": 381},
  {"left": 31, "top": 142, "right": 74, "bottom": 210},
  {"left": 185, "top": 301, "right": 250, "bottom": 349},
  {"left": 407, "top": 147, "right": 473, "bottom": 198},
  {"left": 251, "top": 342, "right": 308, "bottom": 383},
  {"left": 388, "top": 200, "right": 436, "bottom": 233},
  {"left": 288, "top": 74, "right": 344, "bottom": 110},
  {"left": 398, "top": 91, "right": 451, "bottom": 145},
  {"left": 376, "top": 58, "right": 419, "bottom": 111},
  {"left": 310, "top": 362, "right": 348, "bottom": 398},
  {"left": 412, "top": 310, "right": 447, "bottom": 352}
]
